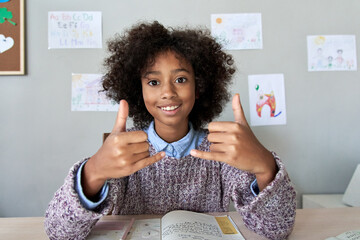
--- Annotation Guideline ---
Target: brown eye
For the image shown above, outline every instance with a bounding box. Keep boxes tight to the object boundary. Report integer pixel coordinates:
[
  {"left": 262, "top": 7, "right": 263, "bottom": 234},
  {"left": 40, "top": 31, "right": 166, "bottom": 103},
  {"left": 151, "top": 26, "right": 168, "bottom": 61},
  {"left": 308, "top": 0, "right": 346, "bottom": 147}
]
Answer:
[
  {"left": 148, "top": 80, "right": 159, "bottom": 86},
  {"left": 175, "top": 77, "right": 187, "bottom": 83}
]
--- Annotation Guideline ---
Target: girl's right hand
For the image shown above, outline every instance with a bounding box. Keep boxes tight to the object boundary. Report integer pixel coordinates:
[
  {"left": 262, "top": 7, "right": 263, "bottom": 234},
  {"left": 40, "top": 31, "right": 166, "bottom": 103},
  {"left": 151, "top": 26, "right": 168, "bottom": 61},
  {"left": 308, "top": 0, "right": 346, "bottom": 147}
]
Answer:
[{"left": 82, "top": 100, "right": 165, "bottom": 198}]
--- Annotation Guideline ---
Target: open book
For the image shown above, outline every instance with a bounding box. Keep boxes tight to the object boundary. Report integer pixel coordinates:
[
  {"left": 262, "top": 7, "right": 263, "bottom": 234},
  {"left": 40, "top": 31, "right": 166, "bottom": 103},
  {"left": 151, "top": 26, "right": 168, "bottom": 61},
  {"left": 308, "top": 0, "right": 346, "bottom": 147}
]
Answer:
[{"left": 87, "top": 210, "right": 244, "bottom": 240}]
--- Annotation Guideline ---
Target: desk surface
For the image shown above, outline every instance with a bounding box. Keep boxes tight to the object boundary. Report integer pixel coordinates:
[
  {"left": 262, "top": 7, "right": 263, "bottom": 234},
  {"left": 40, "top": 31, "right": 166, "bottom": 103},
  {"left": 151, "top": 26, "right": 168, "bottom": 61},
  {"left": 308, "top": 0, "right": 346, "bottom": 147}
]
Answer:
[{"left": 1, "top": 207, "right": 359, "bottom": 240}]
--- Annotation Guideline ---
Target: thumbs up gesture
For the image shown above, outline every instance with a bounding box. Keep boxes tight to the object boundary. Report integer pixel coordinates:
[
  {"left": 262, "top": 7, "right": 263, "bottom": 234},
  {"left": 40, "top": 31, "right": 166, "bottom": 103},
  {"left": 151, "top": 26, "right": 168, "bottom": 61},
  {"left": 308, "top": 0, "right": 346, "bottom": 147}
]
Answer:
[
  {"left": 190, "top": 94, "right": 277, "bottom": 191},
  {"left": 82, "top": 100, "right": 165, "bottom": 198}
]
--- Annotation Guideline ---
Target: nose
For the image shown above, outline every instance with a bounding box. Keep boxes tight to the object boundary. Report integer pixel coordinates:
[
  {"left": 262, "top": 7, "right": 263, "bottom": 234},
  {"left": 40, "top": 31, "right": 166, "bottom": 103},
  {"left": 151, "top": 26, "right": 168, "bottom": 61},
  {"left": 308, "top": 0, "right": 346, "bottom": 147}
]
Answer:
[{"left": 161, "top": 81, "right": 177, "bottom": 99}]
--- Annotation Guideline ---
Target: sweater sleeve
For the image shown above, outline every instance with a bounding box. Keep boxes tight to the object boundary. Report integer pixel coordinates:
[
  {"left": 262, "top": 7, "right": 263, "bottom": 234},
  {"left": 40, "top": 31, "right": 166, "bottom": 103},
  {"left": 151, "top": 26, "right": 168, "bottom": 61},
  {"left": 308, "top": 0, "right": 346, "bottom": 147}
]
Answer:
[
  {"left": 222, "top": 153, "right": 296, "bottom": 240},
  {"left": 44, "top": 159, "right": 126, "bottom": 240}
]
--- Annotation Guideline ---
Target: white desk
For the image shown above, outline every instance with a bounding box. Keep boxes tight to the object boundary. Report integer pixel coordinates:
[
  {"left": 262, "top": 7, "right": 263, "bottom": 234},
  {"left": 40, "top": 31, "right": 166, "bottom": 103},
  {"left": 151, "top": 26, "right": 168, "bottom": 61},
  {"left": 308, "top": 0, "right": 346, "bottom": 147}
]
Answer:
[{"left": 1, "top": 208, "right": 360, "bottom": 240}]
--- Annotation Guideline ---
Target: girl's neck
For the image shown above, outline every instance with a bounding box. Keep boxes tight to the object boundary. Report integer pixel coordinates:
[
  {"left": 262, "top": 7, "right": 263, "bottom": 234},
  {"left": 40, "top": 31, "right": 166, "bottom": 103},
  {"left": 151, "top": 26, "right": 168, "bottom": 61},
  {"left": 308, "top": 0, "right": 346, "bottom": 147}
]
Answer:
[{"left": 153, "top": 120, "right": 189, "bottom": 143}]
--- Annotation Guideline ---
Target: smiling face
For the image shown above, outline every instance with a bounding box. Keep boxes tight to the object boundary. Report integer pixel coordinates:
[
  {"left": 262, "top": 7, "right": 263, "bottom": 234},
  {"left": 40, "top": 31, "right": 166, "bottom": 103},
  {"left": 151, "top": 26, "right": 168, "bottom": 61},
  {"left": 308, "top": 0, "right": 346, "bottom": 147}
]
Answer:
[{"left": 141, "top": 51, "right": 196, "bottom": 141}]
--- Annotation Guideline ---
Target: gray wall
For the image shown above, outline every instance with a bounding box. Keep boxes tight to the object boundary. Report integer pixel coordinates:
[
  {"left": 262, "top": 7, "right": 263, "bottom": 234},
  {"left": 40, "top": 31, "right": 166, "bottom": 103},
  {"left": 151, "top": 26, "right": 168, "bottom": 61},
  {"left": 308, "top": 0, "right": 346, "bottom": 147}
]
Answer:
[{"left": 1, "top": 0, "right": 359, "bottom": 217}]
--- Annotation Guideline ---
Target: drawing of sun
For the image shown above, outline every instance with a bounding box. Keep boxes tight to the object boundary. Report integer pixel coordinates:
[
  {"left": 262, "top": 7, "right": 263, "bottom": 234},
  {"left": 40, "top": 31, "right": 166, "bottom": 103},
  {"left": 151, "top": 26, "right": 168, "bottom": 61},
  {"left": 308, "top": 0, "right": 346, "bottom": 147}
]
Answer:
[{"left": 314, "top": 36, "right": 326, "bottom": 45}]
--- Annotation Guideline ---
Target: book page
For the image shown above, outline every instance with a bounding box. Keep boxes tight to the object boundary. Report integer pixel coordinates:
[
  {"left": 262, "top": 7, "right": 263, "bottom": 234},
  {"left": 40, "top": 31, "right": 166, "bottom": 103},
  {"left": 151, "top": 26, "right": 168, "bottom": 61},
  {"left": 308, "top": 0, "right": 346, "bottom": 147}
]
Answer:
[
  {"left": 161, "top": 210, "right": 244, "bottom": 240},
  {"left": 86, "top": 218, "right": 134, "bottom": 240},
  {"left": 326, "top": 230, "right": 360, "bottom": 240},
  {"left": 126, "top": 218, "right": 161, "bottom": 240}
]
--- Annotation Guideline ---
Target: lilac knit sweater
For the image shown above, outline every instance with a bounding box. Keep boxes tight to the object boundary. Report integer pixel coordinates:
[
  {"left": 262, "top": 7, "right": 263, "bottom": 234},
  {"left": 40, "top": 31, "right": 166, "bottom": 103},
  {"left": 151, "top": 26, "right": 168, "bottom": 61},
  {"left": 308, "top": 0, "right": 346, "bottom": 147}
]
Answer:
[{"left": 44, "top": 135, "right": 296, "bottom": 240}]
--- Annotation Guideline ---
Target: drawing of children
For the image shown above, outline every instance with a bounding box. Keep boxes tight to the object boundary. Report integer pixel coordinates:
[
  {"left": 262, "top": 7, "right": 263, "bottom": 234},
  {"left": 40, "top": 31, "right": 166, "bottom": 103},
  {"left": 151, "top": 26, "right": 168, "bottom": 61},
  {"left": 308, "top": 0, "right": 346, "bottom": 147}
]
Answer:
[
  {"left": 335, "top": 49, "right": 344, "bottom": 67},
  {"left": 327, "top": 56, "right": 333, "bottom": 69}
]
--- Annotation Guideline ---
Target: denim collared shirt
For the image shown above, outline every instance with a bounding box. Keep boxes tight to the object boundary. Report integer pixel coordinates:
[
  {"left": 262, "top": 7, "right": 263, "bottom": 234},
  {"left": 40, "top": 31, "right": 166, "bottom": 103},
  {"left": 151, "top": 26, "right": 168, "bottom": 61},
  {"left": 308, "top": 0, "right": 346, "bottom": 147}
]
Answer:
[{"left": 144, "top": 121, "right": 206, "bottom": 159}]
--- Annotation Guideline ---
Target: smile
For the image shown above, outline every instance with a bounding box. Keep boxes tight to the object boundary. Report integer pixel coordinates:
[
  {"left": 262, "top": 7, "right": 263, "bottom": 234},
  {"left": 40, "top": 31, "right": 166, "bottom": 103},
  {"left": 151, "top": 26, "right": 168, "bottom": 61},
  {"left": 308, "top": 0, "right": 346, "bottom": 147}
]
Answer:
[{"left": 160, "top": 105, "right": 180, "bottom": 111}]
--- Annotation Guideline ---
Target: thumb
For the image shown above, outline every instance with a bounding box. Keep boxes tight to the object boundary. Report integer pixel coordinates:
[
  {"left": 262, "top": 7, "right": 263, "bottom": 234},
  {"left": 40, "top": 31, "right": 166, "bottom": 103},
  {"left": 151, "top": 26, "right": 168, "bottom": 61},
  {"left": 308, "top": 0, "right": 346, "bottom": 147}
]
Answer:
[
  {"left": 112, "top": 99, "right": 129, "bottom": 132},
  {"left": 232, "top": 94, "right": 248, "bottom": 126}
]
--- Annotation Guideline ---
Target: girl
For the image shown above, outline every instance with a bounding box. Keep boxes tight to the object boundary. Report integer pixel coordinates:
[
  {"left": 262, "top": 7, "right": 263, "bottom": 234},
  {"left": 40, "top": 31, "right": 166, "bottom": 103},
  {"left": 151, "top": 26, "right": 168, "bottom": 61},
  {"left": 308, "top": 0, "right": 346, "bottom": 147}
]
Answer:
[{"left": 45, "top": 21, "right": 296, "bottom": 240}]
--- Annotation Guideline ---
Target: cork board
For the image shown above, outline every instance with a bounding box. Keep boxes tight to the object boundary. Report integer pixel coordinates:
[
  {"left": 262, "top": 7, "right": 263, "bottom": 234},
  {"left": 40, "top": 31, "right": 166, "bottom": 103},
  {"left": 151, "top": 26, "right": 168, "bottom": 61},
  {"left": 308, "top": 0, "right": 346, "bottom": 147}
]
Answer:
[{"left": 0, "top": 0, "right": 25, "bottom": 75}]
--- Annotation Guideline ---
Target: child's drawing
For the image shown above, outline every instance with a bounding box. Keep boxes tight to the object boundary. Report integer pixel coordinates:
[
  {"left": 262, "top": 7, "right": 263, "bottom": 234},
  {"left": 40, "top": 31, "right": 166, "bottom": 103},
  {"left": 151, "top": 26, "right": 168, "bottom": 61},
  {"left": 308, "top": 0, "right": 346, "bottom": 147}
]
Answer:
[
  {"left": 307, "top": 35, "right": 357, "bottom": 71},
  {"left": 248, "top": 74, "right": 287, "bottom": 126},
  {"left": 211, "top": 13, "right": 262, "bottom": 50},
  {"left": 71, "top": 73, "right": 118, "bottom": 111},
  {"left": 256, "top": 90, "right": 282, "bottom": 118}
]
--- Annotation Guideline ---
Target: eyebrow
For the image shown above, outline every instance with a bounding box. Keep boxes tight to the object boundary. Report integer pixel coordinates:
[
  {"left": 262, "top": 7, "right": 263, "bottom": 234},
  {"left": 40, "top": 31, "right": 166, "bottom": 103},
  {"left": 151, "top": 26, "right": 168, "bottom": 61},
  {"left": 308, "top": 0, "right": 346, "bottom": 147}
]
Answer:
[{"left": 142, "top": 68, "right": 190, "bottom": 78}]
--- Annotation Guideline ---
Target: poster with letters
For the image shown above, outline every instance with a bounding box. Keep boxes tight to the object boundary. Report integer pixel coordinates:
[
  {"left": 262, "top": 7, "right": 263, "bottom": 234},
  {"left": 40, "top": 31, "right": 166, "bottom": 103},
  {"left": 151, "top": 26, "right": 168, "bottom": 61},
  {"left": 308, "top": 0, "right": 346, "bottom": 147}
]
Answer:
[{"left": 48, "top": 11, "right": 102, "bottom": 49}]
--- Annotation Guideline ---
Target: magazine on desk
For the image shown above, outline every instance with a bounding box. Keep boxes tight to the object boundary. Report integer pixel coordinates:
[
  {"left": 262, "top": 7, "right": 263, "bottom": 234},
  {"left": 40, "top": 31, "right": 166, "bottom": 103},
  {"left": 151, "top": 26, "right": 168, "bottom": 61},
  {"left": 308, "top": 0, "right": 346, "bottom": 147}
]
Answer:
[{"left": 87, "top": 210, "right": 245, "bottom": 240}]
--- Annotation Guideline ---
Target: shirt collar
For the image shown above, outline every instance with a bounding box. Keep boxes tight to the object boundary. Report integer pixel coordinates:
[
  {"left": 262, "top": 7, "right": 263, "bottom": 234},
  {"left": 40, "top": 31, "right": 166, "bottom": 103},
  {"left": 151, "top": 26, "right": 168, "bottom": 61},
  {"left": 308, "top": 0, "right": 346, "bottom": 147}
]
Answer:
[{"left": 145, "top": 121, "right": 195, "bottom": 158}]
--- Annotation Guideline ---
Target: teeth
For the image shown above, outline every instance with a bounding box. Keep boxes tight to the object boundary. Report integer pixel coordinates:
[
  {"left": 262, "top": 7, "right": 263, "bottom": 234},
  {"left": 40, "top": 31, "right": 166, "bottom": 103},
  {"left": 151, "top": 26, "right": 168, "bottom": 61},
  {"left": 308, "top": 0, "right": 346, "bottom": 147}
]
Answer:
[{"left": 161, "top": 105, "right": 179, "bottom": 111}]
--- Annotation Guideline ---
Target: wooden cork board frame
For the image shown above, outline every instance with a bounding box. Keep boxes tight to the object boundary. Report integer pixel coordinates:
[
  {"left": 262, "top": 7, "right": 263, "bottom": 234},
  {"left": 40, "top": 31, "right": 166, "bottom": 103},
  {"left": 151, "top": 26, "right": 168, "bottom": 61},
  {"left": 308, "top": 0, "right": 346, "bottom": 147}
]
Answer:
[{"left": 0, "top": 0, "right": 25, "bottom": 75}]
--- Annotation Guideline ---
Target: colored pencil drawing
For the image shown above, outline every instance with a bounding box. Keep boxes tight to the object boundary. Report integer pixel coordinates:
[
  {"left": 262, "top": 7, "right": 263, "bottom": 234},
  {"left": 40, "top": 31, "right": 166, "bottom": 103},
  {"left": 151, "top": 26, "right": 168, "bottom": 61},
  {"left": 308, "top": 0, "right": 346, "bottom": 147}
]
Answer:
[
  {"left": 248, "top": 74, "right": 287, "bottom": 126},
  {"left": 211, "top": 13, "right": 263, "bottom": 50},
  {"left": 307, "top": 35, "right": 357, "bottom": 71},
  {"left": 256, "top": 90, "right": 282, "bottom": 118},
  {"left": 71, "top": 73, "right": 118, "bottom": 111}
]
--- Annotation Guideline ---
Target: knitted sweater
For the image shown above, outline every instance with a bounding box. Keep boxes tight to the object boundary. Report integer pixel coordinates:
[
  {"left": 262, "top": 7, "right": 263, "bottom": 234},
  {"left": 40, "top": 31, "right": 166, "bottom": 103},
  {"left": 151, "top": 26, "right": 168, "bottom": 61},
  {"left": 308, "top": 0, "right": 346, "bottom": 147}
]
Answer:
[{"left": 44, "top": 135, "right": 296, "bottom": 240}]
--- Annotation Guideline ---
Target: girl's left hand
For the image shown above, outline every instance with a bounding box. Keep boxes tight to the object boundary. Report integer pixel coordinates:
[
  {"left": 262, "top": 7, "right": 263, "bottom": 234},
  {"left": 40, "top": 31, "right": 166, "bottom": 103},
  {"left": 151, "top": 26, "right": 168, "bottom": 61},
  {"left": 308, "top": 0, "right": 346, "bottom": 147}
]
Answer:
[{"left": 190, "top": 94, "right": 277, "bottom": 191}]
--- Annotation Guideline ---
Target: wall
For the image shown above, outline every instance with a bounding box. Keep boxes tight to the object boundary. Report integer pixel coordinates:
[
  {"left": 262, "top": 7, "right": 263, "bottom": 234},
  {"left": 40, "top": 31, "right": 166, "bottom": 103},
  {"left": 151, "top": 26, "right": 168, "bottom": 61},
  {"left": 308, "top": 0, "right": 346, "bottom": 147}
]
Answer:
[{"left": 0, "top": 0, "right": 359, "bottom": 217}]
